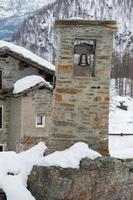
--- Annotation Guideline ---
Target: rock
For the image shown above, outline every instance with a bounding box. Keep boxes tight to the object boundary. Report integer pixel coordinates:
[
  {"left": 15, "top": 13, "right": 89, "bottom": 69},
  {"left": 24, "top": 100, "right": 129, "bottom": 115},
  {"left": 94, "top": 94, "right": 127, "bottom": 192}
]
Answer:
[
  {"left": 0, "top": 189, "right": 6, "bottom": 200},
  {"left": 28, "top": 157, "right": 133, "bottom": 200}
]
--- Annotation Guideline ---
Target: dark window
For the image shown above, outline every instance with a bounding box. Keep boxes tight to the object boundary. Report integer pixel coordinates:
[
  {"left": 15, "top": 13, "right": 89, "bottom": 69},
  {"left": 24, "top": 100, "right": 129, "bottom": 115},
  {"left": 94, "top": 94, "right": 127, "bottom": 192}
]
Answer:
[
  {"left": 73, "top": 40, "right": 96, "bottom": 77},
  {"left": 53, "top": 76, "right": 56, "bottom": 89},
  {"left": 0, "top": 70, "right": 2, "bottom": 89},
  {"left": 0, "top": 107, "right": 2, "bottom": 129},
  {"left": 0, "top": 145, "right": 3, "bottom": 152},
  {"left": 45, "top": 75, "right": 53, "bottom": 83}
]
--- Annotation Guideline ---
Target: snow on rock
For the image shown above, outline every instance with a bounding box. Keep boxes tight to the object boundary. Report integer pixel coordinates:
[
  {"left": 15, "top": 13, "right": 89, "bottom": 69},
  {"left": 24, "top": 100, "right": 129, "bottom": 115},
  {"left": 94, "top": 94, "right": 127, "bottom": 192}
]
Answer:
[
  {"left": 0, "top": 142, "right": 47, "bottom": 200},
  {"left": 65, "top": 17, "right": 84, "bottom": 20},
  {"left": 13, "top": 75, "right": 53, "bottom": 94},
  {"left": 0, "top": 142, "right": 101, "bottom": 199},
  {"left": 0, "top": 40, "right": 55, "bottom": 72},
  {"left": 38, "top": 142, "right": 102, "bottom": 169}
]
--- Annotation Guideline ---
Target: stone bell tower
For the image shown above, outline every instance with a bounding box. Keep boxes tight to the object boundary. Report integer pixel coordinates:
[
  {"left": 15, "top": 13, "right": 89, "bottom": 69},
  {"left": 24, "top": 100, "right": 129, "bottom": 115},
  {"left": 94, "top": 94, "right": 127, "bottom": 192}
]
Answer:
[{"left": 50, "top": 20, "right": 117, "bottom": 154}]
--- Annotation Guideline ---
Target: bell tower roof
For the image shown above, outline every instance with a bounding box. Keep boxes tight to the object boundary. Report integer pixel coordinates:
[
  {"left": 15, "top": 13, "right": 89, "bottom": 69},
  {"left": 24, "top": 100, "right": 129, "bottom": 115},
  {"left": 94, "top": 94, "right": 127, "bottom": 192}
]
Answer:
[{"left": 55, "top": 19, "right": 117, "bottom": 31}]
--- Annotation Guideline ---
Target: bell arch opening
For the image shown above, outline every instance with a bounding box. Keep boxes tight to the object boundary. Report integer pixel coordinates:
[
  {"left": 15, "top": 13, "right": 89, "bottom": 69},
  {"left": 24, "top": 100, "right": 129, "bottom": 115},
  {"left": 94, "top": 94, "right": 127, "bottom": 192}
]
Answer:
[{"left": 73, "top": 40, "right": 96, "bottom": 77}]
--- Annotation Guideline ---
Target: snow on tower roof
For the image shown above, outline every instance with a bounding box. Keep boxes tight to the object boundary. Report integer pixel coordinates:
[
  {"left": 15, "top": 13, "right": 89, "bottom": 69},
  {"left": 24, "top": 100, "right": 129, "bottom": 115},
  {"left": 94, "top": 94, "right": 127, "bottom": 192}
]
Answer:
[
  {"left": 0, "top": 40, "right": 55, "bottom": 74},
  {"left": 13, "top": 75, "right": 53, "bottom": 94}
]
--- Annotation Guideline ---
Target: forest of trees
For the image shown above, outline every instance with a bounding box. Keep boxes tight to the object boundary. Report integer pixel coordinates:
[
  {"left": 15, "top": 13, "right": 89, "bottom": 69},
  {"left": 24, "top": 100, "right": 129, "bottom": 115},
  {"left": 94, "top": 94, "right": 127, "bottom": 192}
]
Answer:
[{"left": 112, "top": 49, "right": 133, "bottom": 97}]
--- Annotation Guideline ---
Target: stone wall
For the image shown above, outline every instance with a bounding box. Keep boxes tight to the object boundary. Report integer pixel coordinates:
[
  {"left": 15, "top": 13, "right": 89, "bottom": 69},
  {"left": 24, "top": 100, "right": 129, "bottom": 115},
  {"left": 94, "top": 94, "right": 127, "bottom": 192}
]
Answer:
[
  {"left": 0, "top": 55, "right": 53, "bottom": 150},
  {"left": 50, "top": 20, "right": 117, "bottom": 153},
  {"left": 0, "top": 55, "right": 47, "bottom": 149},
  {"left": 0, "top": 190, "right": 6, "bottom": 200},
  {"left": 0, "top": 56, "right": 41, "bottom": 89},
  {"left": 28, "top": 157, "right": 133, "bottom": 200},
  {"left": 0, "top": 98, "right": 10, "bottom": 149},
  {"left": 8, "top": 88, "right": 53, "bottom": 151},
  {"left": 8, "top": 97, "right": 21, "bottom": 150}
]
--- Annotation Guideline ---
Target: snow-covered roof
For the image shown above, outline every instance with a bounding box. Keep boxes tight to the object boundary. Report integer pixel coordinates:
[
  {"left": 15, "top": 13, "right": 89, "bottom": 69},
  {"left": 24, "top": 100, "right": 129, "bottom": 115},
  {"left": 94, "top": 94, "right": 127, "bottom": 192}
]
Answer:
[
  {"left": 0, "top": 40, "right": 55, "bottom": 74},
  {"left": 13, "top": 75, "right": 53, "bottom": 94},
  {"left": 64, "top": 17, "right": 84, "bottom": 20}
]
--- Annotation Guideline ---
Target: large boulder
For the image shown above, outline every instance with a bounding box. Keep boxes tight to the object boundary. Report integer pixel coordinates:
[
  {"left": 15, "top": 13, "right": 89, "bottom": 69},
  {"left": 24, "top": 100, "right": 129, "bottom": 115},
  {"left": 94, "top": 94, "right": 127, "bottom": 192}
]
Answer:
[
  {"left": 0, "top": 189, "right": 6, "bottom": 200},
  {"left": 28, "top": 157, "right": 133, "bottom": 200}
]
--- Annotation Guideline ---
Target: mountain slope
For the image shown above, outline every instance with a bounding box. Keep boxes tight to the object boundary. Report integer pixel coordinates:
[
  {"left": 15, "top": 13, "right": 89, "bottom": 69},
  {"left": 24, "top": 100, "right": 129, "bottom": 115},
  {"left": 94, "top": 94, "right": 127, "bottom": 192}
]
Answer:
[
  {"left": 0, "top": 0, "right": 55, "bottom": 40},
  {"left": 12, "top": 0, "right": 133, "bottom": 63}
]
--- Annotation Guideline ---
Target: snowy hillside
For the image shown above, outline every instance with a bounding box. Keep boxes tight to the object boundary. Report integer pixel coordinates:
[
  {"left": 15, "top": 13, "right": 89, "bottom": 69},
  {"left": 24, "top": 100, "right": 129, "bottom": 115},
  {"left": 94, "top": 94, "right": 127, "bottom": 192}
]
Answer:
[
  {"left": 12, "top": 0, "right": 133, "bottom": 63},
  {"left": 109, "top": 80, "right": 133, "bottom": 157},
  {"left": 0, "top": 0, "right": 54, "bottom": 40},
  {"left": 0, "top": 0, "right": 54, "bottom": 19},
  {"left": 109, "top": 80, "right": 133, "bottom": 134}
]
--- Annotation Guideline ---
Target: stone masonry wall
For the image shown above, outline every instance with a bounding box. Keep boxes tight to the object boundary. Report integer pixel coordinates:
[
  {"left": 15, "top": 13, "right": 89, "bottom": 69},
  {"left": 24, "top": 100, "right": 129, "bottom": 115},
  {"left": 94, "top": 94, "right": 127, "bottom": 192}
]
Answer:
[
  {"left": 0, "top": 55, "right": 45, "bottom": 147},
  {"left": 28, "top": 157, "right": 133, "bottom": 200},
  {"left": 50, "top": 21, "right": 116, "bottom": 153},
  {"left": 19, "top": 88, "right": 53, "bottom": 150},
  {"left": 0, "top": 56, "right": 40, "bottom": 89},
  {"left": 0, "top": 55, "right": 51, "bottom": 149},
  {"left": 0, "top": 98, "right": 10, "bottom": 148},
  {"left": 8, "top": 88, "right": 53, "bottom": 151},
  {"left": 21, "top": 88, "right": 53, "bottom": 138}
]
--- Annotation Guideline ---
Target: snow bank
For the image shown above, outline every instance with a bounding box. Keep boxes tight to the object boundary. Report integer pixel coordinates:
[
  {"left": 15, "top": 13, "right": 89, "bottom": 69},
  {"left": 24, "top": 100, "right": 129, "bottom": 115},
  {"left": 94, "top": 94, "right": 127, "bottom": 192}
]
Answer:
[
  {"left": 110, "top": 147, "right": 133, "bottom": 159},
  {"left": 109, "top": 133, "right": 133, "bottom": 159},
  {"left": 0, "top": 142, "right": 47, "bottom": 200},
  {"left": 109, "top": 79, "right": 133, "bottom": 134},
  {"left": 109, "top": 94, "right": 133, "bottom": 134},
  {"left": 13, "top": 75, "right": 53, "bottom": 94},
  {"left": 38, "top": 142, "right": 101, "bottom": 168},
  {"left": 0, "top": 40, "right": 55, "bottom": 72},
  {"left": 0, "top": 142, "right": 101, "bottom": 200},
  {"left": 109, "top": 79, "right": 133, "bottom": 158}
]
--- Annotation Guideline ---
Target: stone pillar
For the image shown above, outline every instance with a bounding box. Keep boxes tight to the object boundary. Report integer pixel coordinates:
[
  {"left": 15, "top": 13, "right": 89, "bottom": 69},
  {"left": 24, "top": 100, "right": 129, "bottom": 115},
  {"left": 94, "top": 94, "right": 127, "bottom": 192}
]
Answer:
[{"left": 50, "top": 20, "right": 117, "bottom": 154}]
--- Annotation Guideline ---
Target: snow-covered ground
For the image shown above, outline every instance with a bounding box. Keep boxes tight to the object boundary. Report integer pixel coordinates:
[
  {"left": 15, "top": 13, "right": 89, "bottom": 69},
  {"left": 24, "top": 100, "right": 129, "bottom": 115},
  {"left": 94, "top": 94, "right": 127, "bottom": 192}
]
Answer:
[
  {"left": 109, "top": 80, "right": 133, "bottom": 134},
  {"left": 109, "top": 79, "right": 133, "bottom": 158},
  {"left": 0, "top": 142, "right": 47, "bottom": 200}
]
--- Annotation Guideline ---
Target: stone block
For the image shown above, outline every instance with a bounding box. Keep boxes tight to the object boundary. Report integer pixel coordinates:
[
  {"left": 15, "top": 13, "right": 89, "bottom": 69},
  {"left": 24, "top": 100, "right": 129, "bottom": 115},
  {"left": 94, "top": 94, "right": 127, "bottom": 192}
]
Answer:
[
  {"left": 0, "top": 190, "right": 6, "bottom": 200},
  {"left": 58, "top": 65, "right": 73, "bottom": 73},
  {"left": 55, "top": 93, "right": 62, "bottom": 103},
  {"left": 28, "top": 157, "right": 133, "bottom": 200}
]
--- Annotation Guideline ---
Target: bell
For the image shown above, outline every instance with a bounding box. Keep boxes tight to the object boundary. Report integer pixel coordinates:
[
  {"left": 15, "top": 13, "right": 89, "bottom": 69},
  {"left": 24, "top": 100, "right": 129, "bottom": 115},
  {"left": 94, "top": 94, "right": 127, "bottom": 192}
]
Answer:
[{"left": 79, "top": 54, "right": 89, "bottom": 66}]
